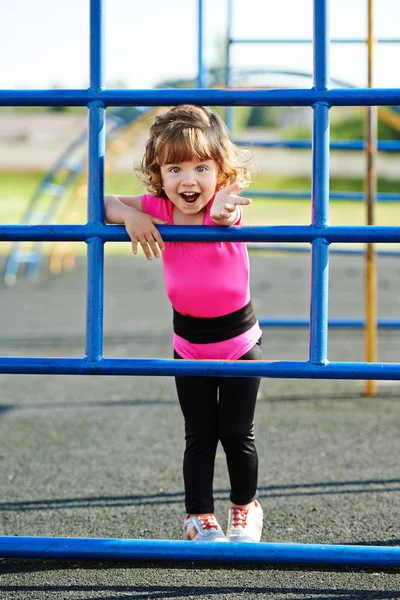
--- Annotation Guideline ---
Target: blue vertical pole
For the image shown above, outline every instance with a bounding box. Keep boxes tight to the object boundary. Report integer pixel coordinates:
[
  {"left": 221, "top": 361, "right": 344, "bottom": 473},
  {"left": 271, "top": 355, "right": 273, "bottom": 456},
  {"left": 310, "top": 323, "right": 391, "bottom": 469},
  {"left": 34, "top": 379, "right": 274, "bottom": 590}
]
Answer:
[
  {"left": 225, "top": 0, "right": 234, "bottom": 131},
  {"left": 86, "top": 0, "right": 105, "bottom": 361},
  {"left": 309, "top": 0, "right": 330, "bottom": 365},
  {"left": 198, "top": 0, "right": 206, "bottom": 88}
]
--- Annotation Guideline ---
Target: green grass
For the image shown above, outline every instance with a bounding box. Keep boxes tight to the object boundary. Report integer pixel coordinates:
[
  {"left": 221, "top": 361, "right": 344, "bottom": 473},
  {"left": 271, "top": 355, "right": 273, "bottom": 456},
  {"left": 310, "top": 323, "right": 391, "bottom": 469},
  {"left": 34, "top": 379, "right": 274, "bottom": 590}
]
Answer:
[{"left": 1, "top": 170, "right": 399, "bottom": 256}]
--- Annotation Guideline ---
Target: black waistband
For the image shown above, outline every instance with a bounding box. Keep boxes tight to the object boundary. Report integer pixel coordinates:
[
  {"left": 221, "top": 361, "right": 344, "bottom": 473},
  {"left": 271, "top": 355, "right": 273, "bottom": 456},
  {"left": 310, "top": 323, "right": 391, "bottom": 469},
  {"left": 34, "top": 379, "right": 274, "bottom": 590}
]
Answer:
[{"left": 173, "top": 301, "right": 257, "bottom": 344}]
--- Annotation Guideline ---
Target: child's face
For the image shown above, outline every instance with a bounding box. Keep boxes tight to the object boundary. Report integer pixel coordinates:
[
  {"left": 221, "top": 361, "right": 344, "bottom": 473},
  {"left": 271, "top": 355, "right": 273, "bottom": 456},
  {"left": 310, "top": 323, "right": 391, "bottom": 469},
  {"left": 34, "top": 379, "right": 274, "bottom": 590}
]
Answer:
[{"left": 160, "top": 158, "right": 219, "bottom": 215}]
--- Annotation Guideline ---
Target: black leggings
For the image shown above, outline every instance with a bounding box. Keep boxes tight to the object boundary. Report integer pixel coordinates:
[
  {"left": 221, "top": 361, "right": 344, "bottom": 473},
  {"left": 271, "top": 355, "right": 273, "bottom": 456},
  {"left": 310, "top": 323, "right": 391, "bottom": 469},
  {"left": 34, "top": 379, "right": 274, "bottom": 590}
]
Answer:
[{"left": 174, "top": 339, "right": 261, "bottom": 514}]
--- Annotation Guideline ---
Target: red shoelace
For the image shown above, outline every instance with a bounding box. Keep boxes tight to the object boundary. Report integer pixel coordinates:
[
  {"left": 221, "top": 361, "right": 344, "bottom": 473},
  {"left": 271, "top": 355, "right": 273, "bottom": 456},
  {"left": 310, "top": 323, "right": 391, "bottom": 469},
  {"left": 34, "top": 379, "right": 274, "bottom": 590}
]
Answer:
[
  {"left": 198, "top": 515, "right": 219, "bottom": 530},
  {"left": 231, "top": 507, "right": 249, "bottom": 528}
]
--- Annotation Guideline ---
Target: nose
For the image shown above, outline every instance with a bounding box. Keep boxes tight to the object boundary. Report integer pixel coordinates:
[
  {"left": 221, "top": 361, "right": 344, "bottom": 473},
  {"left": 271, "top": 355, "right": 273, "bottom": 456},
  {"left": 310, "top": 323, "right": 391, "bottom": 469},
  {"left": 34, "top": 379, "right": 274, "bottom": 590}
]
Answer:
[{"left": 180, "top": 170, "right": 196, "bottom": 186}]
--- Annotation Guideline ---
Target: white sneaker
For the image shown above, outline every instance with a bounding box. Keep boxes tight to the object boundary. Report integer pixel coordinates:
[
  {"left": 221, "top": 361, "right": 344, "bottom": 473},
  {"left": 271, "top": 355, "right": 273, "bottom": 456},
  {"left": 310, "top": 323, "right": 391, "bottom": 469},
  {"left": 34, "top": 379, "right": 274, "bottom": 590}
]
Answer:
[
  {"left": 184, "top": 514, "right": 228, "bottom": 542},
  {"left": 226, "top": 500, "right": 263, "bottom": 542}
]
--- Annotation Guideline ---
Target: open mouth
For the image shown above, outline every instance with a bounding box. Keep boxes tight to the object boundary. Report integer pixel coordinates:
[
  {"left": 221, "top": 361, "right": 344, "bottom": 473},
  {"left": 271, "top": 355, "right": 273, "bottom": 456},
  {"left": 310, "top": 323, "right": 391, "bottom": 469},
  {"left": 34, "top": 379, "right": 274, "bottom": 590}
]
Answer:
[{"left": 180, "top": 192, "right": 200, "bottom": 204}]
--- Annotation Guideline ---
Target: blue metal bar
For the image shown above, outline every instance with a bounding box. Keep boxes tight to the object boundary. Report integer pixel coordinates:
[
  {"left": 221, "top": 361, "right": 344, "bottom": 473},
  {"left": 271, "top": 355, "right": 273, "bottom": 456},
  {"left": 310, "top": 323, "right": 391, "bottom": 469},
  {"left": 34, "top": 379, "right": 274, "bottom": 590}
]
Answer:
[
  {"left": 85, "top": 0, "right": 105, "bottom": 361},
  {"left": 311, "top": 109, "right": 330, "bottom": 227},
  {"left": 314, "top": 0, "right": 329, "bottom": 92},
  {"left": 1, "top": 224, "right": 400, "bottom": 243},
  {"left": 225, "top": 0, "right": 234, "bottom": 131},
  {"left": 258, "top": 317, "right": 400, "bottom": 328},
  {"left": 248, "top": 245, "right": 400, "bottom": 257},
  {"left": 0, "top": 357, "right": 399, "bottom": 379},
  {"left": 225, "top": 0, "right": 233, "bottom": 88},
  {"left": 90, "top": 0, "right": 104, "bottom": 91},
  {"left": 309, "top": 0, "right": 330, "bottom": 365},
  {"left": 230, "top": 37, "right": 400, "bottom": 44},
  {"left": 87, "top": 107, "right": 105, "bottom": 224},
  {"left": 197, "top": 0, "right": 205, "bottom": 87},
  {"left": 236, "top": 139, "right": 400, "bottom": 152},
  {"left": 309, "top": 239, "right": 330, "bottom": 364},
  {"left": 324, "top": 227, "right": 400, "bottom": 243},
  {"left": 250, "top": 191, "right": 313, "bottom": 200},
  {"left": 3, "top": 88, "right": 400, "bottom": 107},
  {"left": 0, "top": 536, "right": 399, "bottom": 567},
  {"left": 86, "top": 237, "right": 104, "bottom": 360},
  {"left": 247, "top": 190, "right": 400, "bottom": 202}
]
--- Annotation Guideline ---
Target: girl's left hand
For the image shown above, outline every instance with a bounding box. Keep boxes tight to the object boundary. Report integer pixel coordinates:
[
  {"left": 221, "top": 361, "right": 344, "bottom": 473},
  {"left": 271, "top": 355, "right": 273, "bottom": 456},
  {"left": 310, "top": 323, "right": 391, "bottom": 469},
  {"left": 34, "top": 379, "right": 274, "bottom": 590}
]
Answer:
[{"left": 210, "top": 182, "right": 251, "bottom": 225}]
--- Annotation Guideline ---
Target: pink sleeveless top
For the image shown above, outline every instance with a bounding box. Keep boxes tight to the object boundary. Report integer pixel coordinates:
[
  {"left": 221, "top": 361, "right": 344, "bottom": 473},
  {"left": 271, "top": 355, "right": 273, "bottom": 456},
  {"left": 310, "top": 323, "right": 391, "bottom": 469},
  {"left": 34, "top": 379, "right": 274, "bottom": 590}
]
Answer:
[{"left": 142, "top": 193, "right": 261, "bottom": 359}]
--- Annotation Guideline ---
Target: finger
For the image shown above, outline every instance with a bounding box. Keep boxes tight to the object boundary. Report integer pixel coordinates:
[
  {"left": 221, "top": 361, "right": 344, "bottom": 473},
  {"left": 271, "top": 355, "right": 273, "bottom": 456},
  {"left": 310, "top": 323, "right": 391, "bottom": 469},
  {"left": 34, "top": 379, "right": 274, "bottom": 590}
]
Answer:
[
  {"left": 138, "top": 238, "right": 153, "bottom": 260},
  {"left": 213, "top": 210, "right": 228, "bottom": 221},
  {"left": 152, "top": 229, "right": 165, "bottom": 251},
  {"left": 232, "top": 196, "right": 251, "bottom": 206},
  {"left": 131, "top": 239, "right": 138, "bottom": 255},
  {"left": 224, "top": 181, "right": 243, "bottom": 195},
  {"left": 151, "top": 217, "right": 168, "bottom": 225},
  {"left": 146, "top": 236, "right": 161, "bottom": 258},
  {"left": 224, "top": 203, "right": 237, "bottom": 213}
]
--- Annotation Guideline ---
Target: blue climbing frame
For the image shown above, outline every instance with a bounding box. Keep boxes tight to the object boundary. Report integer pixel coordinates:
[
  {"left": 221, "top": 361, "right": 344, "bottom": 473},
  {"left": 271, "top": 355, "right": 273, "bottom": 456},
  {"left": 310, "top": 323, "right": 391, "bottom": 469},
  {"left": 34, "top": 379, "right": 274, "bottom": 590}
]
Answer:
[{"left": 0, "top": 0, "right": 399, "bottom": 568}]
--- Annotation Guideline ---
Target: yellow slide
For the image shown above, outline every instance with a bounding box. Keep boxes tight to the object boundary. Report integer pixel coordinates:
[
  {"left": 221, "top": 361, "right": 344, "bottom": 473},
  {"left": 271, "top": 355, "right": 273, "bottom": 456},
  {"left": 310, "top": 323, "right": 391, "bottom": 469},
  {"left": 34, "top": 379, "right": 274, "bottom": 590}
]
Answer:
[{"left": 377, "top": 106, "right": 400, "bottom": 132}]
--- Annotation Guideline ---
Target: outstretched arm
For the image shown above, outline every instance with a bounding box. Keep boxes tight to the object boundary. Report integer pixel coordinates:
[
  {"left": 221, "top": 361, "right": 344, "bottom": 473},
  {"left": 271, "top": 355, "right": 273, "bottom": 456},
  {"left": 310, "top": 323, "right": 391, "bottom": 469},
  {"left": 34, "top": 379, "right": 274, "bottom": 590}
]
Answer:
[
  {"left": 104, "top": 194, "right": 166, "bottom": 260},
  {"left": 209, "top": 182, "right": 251, "bottom": 226}
]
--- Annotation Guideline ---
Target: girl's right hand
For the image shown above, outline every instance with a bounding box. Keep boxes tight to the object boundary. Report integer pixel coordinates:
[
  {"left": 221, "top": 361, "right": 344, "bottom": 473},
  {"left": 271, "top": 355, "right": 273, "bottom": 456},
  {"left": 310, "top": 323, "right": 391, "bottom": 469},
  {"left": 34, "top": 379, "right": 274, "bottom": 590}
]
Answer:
[{"left": 124, "top": 212, "right": 166, "bottom": 260}]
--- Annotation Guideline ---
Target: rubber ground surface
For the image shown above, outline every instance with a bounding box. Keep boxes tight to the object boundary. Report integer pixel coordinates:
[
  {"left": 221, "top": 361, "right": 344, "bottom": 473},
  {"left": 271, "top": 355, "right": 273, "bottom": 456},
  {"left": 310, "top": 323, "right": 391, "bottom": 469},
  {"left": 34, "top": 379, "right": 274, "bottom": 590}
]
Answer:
[{"left": 0, "top": 254, "right": 399, "bottom": 599}]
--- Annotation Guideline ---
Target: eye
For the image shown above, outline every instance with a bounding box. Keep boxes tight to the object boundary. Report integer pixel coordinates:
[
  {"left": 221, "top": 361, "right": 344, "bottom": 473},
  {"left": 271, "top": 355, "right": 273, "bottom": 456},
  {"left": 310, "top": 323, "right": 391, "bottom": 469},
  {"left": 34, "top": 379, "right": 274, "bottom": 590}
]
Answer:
[
  {"left": 196, "top": 166, "right": 207, "bottom": 173},
  {"left": 169, "top": 167, "right": 180, "bottom": 173}
]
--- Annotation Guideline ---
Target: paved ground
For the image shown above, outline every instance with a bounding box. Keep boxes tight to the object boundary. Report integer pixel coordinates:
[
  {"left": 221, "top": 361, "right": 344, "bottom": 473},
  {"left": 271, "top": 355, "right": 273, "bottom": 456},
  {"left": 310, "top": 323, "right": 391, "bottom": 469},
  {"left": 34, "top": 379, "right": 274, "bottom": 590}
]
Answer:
[{"left": 0, "top": 253, "right": 399, "bottom": 599}]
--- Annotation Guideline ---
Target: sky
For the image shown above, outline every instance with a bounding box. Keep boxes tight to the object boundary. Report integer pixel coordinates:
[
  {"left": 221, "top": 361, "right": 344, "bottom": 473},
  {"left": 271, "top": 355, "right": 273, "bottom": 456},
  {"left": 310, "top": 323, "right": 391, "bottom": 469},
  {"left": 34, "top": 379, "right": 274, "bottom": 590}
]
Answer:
[{"left": 1, "top": 0, "right": 400, "bottom": 91}]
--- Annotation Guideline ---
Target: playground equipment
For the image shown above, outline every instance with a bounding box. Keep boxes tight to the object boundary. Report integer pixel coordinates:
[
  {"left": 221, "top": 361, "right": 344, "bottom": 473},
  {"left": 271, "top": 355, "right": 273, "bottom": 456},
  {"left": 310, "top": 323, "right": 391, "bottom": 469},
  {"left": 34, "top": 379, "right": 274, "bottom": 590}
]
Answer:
[
  {"left": 3, "top": 106, "right": 159, "bottom": 285},
  {"left": 230, "top": 71, "right": 400, "bottom": 198},
  {"left": 7, "top": 17, "right": 400, "bottom": 286},
  {"left": 218, "top": 0, "right": 400, "bottom": 395},
  {"left": 0, "top": 0, "right": 399, "bottom": 568},
  {"left": 231, "top": 69, "right": 400, "bottom": 266}
]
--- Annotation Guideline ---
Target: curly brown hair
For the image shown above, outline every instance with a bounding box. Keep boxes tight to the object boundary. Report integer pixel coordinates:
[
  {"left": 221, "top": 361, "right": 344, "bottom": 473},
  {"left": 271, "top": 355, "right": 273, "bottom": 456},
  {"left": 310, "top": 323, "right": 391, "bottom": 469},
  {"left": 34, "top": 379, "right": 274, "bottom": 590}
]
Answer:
[{"left": 136, "top": 105, "right": 253, "bottom": 198}]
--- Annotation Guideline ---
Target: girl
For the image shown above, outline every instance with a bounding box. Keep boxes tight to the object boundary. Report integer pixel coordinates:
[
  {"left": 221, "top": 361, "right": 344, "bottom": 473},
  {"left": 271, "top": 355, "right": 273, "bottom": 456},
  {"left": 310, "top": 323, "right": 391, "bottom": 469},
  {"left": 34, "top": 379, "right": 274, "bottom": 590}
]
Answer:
[{"left": 104, "top": 105, "right": 263, "bottom": 543}]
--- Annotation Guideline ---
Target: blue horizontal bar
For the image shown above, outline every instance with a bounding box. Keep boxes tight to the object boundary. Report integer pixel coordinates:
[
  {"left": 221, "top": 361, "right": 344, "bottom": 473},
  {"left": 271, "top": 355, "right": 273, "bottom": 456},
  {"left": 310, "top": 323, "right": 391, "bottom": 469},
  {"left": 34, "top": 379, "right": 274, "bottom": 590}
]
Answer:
[
  {"left": 1, "top": 224, "right": 400, "bottom": 243},
  {"left": 0, "top": 536, "right": 398, "bottom": 567},
  {"left": 259, "top": 318, "right": 400, "bottom": 328},
  {"left": 0, "top": 357, "right": 399, "bottom": 379},
  {"left": 1, "top": 88, "right": 400, "bottom": 107},
  {"left": 237, "top": 139, "right": 400, "bottom": 152},
  {"left": 248, "top": 190, "right": 400, "bottom": 201},
  {"left": 248, "top": 244, "right": 400, "bottom": 257},
  {"left": 325, "top": 227, "right": 400, "bottom": 242},
  {"left": 230, "top": 38, "right": 400, "bottom": 45}
]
